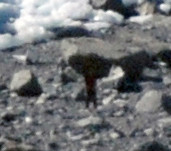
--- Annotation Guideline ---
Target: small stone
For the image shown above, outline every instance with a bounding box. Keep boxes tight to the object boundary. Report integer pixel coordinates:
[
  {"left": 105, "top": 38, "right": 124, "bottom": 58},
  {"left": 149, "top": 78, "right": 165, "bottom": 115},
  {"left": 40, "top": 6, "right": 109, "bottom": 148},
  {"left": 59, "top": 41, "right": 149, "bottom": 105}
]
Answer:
[
  {"left": 67, "top": 131, "right": 84, "bottom": 141},
  {"left": 102, "top": 94, "right": 116, "bottom": 105},
  {"left": 81, "top": 134, "right": 100, "bottom": 146},
  {"left": 42, "top": 84, "right": 57, "bottom": 97},
  {"left": 36, "top": 93, "right": 48, "bottom": 104},
  {"left": 144, "top": 128, "right": 154, "bottom": 136},
  {"left": 159, "top": 3, "right": 171, "bottom": 15},
  {"left": 158, "top": 117, "right": 171, "bottom": 128},
  {"left": 12, "top": 54, "right": 28, "bottom": 64},
  {"left": 6, "top": 106, "right": 13, "bottom": 111},
  {"left": 10, "top": 92, "right": 18, "bottom": 98},
  {"left": 163, "top": 76, "right": 171, "bottom": 86},
  {"left": 25, "top": 117, "right": 32, "bottom": 124},
  {"left": 4, "top": 141, "right": 38, "bottom": 151},
  {"left": 114, "top": 110, "right": 125, "bottom": 117},
  {"left": 109, "top": 132, "right": 120, "bottom": 139},
  {"left": 99, "top": 66, "right": 124, "bottom": 90},
  {"left": 76, "top": 116, "right": 102, "bottom": 127},
  {"left": 113, "top": 99, "right": 127, "bottom": 108},
  {"left": 136, "top": 90, "right": 162, "bottom": 113},
  {"left": 10, "top": 70, "right": 42, "bottom": 96},
  {"left": 36, "top": 131, "right": 42, "bottom": 136},
  {"left": 129, "top": 14, "right": 153, "bottom": 24},
  {"left": 130, "top": 128, "right": 144, "bottom": 137},
  {"left": 81, "top": 138, "right": 99, "bottom": 146}
]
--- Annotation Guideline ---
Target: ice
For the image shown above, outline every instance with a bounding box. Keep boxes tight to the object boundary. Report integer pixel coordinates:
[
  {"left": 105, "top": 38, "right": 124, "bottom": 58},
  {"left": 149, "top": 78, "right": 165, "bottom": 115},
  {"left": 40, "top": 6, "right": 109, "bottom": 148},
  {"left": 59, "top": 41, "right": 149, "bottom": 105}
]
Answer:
[{"left": 0, "top": 0, "right": 160, "bottom": 50}]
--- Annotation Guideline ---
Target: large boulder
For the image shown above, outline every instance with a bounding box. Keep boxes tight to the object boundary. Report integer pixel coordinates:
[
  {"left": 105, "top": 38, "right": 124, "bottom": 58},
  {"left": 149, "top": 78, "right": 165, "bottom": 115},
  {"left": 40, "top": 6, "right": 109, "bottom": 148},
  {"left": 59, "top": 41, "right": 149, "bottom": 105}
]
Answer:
[
  {"left": 61, "top": 37, "right": 125, "bottom": 79},
  {"left": 10, "top": 70, "right": 42, "bottom": 96}
]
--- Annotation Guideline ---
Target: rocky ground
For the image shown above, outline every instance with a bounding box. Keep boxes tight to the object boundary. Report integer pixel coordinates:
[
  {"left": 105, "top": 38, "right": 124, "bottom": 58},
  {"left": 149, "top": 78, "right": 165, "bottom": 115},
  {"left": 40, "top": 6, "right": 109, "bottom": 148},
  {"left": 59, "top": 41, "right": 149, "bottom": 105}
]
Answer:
[{"left": 0, "top": 14, "right": 171, "bottom": 151}]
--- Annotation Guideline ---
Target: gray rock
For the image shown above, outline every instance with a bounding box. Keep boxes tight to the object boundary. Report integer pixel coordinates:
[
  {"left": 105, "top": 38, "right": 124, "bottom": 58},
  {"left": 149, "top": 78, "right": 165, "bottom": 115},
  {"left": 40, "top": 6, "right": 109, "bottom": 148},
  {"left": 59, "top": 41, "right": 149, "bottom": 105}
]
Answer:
[
  {"left": 158, "top": 117, "right": 171, "bottom": 128},
  {"left": 113, "top": 99, "right": 128, "bottom": 108},
  {"left": 159, "top": 3, "right": 171, "bottom": 15},
  {"left": 3, "top": 141, "right": 39, "bottom": 151},
  {"left": 136, "top": 90, "right": 162, "bottom": 113},
  {"left": 102, "top": 93, "right": 116, "bottom": 105},
  {"left": 10, "top": 70, "right": 42, "bottom": 96},
  {"left": 163, "top": 76, "right": 171, "bottom": 86},
  {"left": 42, "top": 84, "right": 57, "bottom": 97},
  {"left": 36, "top": 93, "right": 48, "bottom": 104},
  {"left": 76, "top": 116, "right": 103, "bottom": 127},
  {"left": 61, "top": 66, "right": 82, "bottom": 84},
  {"left": 136, "top": 0, "right": 156, "bottom": 15},
  {"left": 109, "top": 132, "right": 120, "bottom": 139},
  {"left": 81, "top": 135, "right": 100, "bottom": 146},
  {"left": 98, "top": 66, "right": 124, "bottom": 90},
  {"left": 144, "top": 128, "right": 154, "bottom": 136},
  {"left": 12, "top": 50, "right": 40, "bottom": 65},
  {"left": 71, "top": 83, "right": 86, "bottom": 101}
]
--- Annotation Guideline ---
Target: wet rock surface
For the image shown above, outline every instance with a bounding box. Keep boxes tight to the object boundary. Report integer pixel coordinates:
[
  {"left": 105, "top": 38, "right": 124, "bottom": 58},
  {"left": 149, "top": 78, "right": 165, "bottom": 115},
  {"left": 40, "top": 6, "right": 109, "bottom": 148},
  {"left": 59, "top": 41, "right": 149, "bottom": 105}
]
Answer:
[{"left": 0, "top": 14, "right": 171, "bottom": 151}]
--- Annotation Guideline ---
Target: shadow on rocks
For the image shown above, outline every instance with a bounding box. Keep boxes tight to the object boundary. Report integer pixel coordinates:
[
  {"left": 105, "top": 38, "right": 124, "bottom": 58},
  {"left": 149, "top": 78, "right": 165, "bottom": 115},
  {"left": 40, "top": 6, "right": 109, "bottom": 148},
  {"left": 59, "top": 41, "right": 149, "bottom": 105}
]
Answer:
[
  {"left": 135, "top": 141, "right": 171, "bottom": 151},
  {"left": 117, "top": 76, "right": 142, "bottom": 93},
  {"left": 162, "top": 94, "right": 171, "bottom": 114},
  {"left": 49, "top": 26, "right": 91, "bottom": 39},
  {"left": 114, "top": 51, "right": 159, "bottom": 93},
  {"left": 157, "top": 49, "right": 171, "bottom": 67}
]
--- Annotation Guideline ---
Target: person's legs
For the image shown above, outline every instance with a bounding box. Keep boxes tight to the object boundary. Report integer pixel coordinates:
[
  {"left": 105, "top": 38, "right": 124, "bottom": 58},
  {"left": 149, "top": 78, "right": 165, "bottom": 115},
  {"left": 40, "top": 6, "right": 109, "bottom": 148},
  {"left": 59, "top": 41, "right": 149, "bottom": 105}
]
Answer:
[{"left": 85, "top": 76, "right": 96, "bottom": 108}]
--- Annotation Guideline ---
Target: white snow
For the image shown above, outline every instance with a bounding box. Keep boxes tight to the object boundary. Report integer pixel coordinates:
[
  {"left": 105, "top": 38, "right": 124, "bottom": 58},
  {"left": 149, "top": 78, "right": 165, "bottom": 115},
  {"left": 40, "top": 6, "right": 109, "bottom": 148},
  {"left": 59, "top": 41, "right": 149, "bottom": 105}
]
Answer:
[
  {"left": 0, "top": 0, "right": 166, "bottom": 50},
  {"left": 0, "top": 0, "right": 126, "bottom": 50}
]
